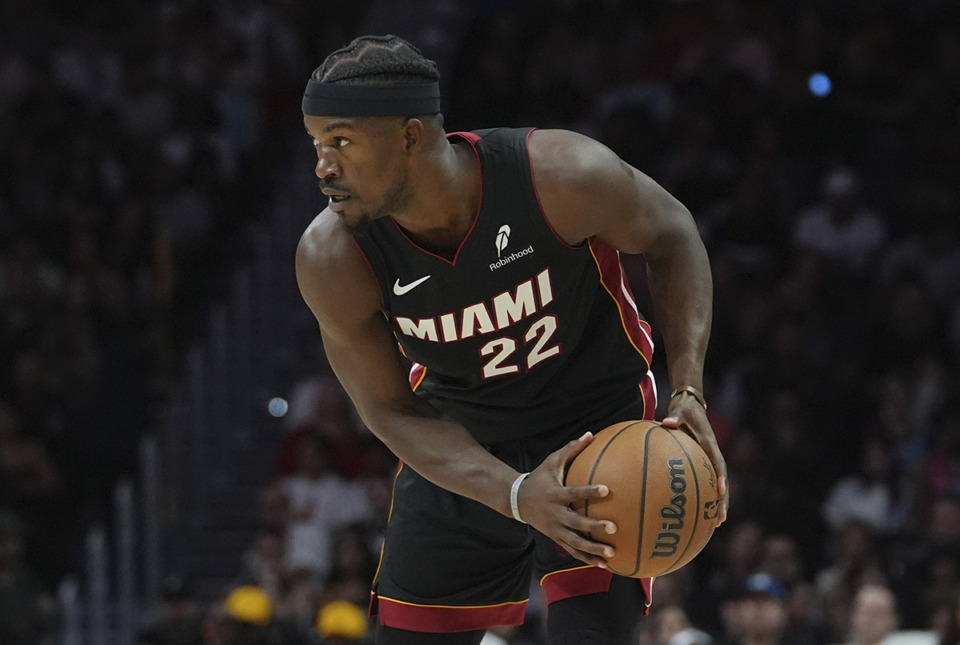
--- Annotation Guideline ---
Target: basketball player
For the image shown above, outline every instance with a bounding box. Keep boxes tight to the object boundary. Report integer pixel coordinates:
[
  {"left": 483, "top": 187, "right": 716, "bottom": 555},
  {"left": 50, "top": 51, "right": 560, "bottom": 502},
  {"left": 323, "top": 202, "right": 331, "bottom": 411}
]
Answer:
[{"left": 295, "top": 35, "right": 728, "bottom": 645}]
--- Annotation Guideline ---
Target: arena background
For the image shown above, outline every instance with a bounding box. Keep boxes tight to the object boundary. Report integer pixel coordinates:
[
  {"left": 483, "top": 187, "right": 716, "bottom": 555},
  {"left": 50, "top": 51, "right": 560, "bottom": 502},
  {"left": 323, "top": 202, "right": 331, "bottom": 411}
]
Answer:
[{"left": 1, "top": 0, "right": 959, "bottom": 643}]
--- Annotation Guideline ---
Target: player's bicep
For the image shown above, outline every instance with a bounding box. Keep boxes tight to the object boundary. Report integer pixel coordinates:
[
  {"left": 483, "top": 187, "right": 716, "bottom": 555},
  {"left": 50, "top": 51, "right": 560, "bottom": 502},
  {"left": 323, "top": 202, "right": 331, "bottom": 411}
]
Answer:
[
  {"left": 318, "top": 314, "right": 423, "bottom": 421},
  {"left": 294, "top": 215, "right": 426, "bottom": 421}
]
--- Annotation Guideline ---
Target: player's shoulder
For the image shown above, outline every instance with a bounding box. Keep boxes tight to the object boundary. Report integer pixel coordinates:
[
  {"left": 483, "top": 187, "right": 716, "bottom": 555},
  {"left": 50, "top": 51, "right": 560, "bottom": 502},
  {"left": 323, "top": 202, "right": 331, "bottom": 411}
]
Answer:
[
  {"left": 527, "top": 129, "right": 623, "bottom": 186},
  {"left": 296, "top": 209, "right": 354, "bottom": 268},
  {"left": 296, "top": 209, "right": 374, "bottom": 298},
  {"left": 528, "top": 129, "right": 627, "bottom": 193},
  {"left": 296, "top": 209, "right": 382, "bottom": 325}
]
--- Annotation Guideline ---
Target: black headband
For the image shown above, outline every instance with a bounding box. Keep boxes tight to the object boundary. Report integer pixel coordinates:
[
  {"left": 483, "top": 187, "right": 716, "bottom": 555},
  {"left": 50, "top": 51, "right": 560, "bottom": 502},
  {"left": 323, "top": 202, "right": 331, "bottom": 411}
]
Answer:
[{"left": 302, "top": 79, "right": 440, "bottom": 116}]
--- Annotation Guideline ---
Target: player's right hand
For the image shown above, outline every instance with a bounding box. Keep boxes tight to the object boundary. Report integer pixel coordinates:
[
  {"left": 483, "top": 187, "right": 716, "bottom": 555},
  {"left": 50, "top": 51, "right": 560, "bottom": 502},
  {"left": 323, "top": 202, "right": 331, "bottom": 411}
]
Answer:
[{"left": 515, "top": 431, "right": 618, "bottom": 568}]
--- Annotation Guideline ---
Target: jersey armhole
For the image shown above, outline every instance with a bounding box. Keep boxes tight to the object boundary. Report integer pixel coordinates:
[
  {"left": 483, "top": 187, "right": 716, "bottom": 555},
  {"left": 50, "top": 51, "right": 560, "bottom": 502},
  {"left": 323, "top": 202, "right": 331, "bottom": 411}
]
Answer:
[{"left": 524, "top": 128, "right": 583, "bottom": 251}]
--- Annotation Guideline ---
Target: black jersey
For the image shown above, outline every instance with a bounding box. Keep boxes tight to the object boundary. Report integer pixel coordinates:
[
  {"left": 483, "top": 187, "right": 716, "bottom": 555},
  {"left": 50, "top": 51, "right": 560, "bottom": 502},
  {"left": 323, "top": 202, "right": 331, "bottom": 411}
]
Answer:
[{"left": 351, "top": 128, "right": 654, "bottom": 444}]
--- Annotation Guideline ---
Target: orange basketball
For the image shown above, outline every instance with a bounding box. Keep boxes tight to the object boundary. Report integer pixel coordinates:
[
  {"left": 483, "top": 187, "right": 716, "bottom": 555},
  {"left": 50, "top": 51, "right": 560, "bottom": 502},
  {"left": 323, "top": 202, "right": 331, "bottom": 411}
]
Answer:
[{"left": 565, "top": 420, "right": 721, "bottom": 578}]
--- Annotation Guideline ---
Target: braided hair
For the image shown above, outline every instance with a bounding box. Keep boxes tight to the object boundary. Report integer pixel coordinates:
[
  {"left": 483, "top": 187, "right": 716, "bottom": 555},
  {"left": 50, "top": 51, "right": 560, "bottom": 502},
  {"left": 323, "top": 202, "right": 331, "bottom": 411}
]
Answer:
[{"left": 313, "top": 35, "right": 440, "bottom": 87}]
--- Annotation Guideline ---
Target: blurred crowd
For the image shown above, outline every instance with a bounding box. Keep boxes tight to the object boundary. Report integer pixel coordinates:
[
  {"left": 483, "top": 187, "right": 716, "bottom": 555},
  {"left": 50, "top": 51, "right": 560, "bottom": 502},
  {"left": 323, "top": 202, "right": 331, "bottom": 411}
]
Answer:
[{"left": 2, "top": 0, "right": 959, "bottom": 644}]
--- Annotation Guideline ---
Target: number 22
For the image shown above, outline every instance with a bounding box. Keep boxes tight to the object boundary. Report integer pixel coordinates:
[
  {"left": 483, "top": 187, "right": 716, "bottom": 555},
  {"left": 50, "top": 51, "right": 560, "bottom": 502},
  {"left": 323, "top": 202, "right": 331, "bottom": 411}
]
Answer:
[{"left": 479, "top": 315, "right": 560, "bottom": 379}]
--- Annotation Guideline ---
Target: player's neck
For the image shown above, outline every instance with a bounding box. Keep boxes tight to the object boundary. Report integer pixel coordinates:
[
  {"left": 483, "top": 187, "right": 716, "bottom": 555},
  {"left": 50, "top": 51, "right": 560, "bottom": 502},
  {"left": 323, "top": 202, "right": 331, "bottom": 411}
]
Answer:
[{"left": 391, "top": 138, "right": 480, "bottom": 257}]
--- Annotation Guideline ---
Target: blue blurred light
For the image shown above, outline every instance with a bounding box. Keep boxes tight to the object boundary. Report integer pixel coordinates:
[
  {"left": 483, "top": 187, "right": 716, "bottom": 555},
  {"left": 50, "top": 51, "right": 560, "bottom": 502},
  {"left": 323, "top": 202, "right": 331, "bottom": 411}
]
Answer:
[
  {"left": 808, "top": 72, "right": 832, "bottom": 97},
  {"left": 268, "top": 397, "right": 289, "bottom": 417}
]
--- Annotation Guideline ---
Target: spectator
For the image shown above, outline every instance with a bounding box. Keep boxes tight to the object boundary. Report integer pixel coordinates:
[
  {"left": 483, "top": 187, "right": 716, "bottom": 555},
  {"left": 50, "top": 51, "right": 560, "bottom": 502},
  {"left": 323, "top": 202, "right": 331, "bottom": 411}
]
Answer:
[
  {"left": 204, "top": 584, "right": 299, "bottom": 645},
  {"left": 237, "top": 527, "right": 286, "bottom": 603},
  {"left": 822, "top": 436, "right": 909, "bottom": 536},
  {"left": 652, "top": 605, "right": 713, "bottom": 645},
  {"left": 317, "top": 524, "right": 378, "bottom": 610},
  {"left": 315, "top": 600, "right": 370, "bottom": 644},
  {"left": 138, "top": 574, "right": 204, "bottom": 645},
  {"left": 721, "top": 573, "right": 819, "bottom": 645},
  {"left": 267, "top": 433, "right": 372, "bottom": 581},
  {"left": 792, "top": 166, "right": 886, "bottom": 272},
  {"left": 272, "top": 375, "right": 369, "bottom": 481},
  {"left": 842, "top": 584, "right": 900, "bottom": 645}
]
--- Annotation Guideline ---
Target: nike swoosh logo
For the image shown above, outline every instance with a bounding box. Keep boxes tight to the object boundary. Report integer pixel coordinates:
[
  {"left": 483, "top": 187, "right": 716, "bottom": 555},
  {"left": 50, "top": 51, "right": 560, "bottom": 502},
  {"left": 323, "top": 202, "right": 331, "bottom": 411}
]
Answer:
[{"left": 393, "top": 275, "right": 432, "bottom": 295}]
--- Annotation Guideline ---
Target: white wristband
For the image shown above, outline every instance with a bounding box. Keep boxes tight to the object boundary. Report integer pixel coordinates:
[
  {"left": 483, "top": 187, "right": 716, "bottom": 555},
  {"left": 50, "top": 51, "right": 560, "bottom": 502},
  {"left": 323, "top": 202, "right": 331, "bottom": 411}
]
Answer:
[{"left": 510, "top": 472, "right": 530, "bottom": 523}]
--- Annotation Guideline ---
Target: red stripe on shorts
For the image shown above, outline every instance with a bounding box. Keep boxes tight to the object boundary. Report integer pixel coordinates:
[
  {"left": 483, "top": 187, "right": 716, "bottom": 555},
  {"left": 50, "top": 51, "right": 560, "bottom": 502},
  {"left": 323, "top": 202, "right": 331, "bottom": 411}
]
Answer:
[
  {"left": 371, "top": 593, "right": 527, "bottom": 633},
  {"left": 540, "top": 567, "right": 655, "bottom": 615}
]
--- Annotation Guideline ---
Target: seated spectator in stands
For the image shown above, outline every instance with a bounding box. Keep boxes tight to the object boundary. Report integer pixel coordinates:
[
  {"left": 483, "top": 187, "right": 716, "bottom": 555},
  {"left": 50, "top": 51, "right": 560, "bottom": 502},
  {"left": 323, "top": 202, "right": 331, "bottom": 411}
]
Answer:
[
  {"left": 841, "top": 584, "right": 903, "bottom": 645},
  {"left": 272, "top": 375, "right": 369, "bottom": 480},
  {"left": 315, "top": 600, "right": 369, "bottom": 645},
  {"left": 273, "top": 568, "right": 320, "bottom": 644},
  {"left": 138, "top": 574, "right": 204, "bottom": 645},
  {"left": 697, "top": 520, "right": 766, "bottom": 633},
  {"left": 792, "top": 166, "right": 886, "bottom": 272},
  {"left": 317, "top": 524, "right": 378, "bottom": 610},
  {"left": 720, "top": 572, "right": 818, "bottom": 645},
  {"left": 269, "top": 433, "right": 371, "bottom": 582},
  {"left": 919, "top": 549, "right": 960, "bottom": 635},
  {"left": 822, "top": 436, "right": 909, "bottom": 536},
  {"left": 237, "top": 527, "right": 286, "bottom": 603},
  {"left": 652, "top": 605, "right": 713, "bottom": 645},
  {"left": 785, "top": 581, "right": 832, "bottom": 645},
  {"left": 761, "top": 534, "right": 805, "bottom": 592},
  {"left": 206, "top": 585, "right": 275, "bottom": 645}
]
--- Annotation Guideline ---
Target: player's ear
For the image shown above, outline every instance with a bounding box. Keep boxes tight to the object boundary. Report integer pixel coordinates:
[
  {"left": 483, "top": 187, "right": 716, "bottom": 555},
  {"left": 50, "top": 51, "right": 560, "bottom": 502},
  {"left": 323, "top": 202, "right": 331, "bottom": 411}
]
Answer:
[{"left": 401, "top": 118, "right": 424, "bottom": 151}]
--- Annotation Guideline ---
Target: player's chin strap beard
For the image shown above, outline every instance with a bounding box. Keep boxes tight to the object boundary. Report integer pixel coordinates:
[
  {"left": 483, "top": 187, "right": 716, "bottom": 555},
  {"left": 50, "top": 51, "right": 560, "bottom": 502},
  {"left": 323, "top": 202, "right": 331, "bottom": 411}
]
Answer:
[{"left": 302, "top": 79, "right": 440, "bottom": 117}]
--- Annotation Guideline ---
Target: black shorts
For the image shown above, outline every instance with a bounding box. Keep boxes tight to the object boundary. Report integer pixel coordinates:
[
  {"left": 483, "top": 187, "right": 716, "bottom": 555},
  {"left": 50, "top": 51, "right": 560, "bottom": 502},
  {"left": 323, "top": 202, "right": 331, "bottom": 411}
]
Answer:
[{"left": 369, "top": 374, "right": 657, "bottom": 633}]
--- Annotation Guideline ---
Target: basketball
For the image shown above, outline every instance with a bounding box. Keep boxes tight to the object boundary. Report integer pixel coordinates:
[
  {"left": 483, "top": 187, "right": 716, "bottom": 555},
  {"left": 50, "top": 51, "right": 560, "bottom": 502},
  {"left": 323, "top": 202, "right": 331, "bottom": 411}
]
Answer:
[{"left": 565, "top": 420, "right": 721, "bottom": 578}]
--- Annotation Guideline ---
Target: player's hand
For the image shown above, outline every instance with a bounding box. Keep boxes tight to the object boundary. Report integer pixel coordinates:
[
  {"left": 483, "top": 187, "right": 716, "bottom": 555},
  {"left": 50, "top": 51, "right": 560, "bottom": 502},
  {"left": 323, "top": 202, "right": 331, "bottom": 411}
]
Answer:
[
  {"left": 662, "top": 396, "right": 729, "bottom": 525},
  {"left": 515, "top": 432, "right": 618, "bottom": 568}
]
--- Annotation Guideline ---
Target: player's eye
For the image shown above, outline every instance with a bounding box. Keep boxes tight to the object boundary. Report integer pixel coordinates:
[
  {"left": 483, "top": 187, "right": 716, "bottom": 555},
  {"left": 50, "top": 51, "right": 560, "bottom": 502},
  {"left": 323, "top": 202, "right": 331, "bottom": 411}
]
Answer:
[{"left": 311, "top": 137, "right": 349, "bottom": 150}]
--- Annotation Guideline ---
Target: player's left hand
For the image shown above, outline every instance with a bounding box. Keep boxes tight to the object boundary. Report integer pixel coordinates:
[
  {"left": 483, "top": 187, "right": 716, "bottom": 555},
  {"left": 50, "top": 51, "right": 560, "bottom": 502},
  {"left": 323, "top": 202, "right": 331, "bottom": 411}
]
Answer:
[
  {"left": 662, "top": 396, "right": 728, "bottom": 525},
  {"left": 517, "top": 432, "right": 619, "bottom": 568}
]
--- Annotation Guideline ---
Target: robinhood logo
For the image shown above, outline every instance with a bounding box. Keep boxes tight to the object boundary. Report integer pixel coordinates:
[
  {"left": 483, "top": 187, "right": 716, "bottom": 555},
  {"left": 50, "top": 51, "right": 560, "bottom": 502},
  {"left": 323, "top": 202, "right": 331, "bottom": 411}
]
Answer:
[
  {"left": 496, "top": 225, "right": 511, "bottom": 257},
  {"left": 491, "top": 224, "right": 533, "bottom": 270}
]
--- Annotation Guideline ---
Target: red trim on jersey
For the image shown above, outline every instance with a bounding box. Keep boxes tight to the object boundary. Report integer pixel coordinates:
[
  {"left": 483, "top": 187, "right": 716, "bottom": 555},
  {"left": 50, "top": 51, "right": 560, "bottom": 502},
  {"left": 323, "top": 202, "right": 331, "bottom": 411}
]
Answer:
[
  {"left": 525, "top": 128, "right": 580, "bottom": 250},
  {"left": 587, "top": 238, "right": 654, "bottom": 368},
  {"left": 643, "top": 577, "right": 654, "bottom": 613},
  {"left": 409, "top": 363, "right": 427, "bottom": 390},
  {"left": 452, "top": 131, "right": 481, "bottom": 144},
  {"left": 640, "top": 372, "right": 658, "bottom": 421},
  {"left": 371, "top": 594, "right": 527, "bottom": 633},
  {"left": 387, "top": 132, "right": 484, "bottom": 267},
  {"left": 350, "top": 237, "right": 385, "bottom": 308}
]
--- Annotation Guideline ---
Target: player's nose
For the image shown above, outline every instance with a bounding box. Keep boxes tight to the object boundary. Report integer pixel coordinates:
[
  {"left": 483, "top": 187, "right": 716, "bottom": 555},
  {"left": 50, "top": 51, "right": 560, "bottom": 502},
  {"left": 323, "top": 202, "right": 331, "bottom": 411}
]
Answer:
[{"left": 314, "top": 148, "right": 340, "bottom": 180}]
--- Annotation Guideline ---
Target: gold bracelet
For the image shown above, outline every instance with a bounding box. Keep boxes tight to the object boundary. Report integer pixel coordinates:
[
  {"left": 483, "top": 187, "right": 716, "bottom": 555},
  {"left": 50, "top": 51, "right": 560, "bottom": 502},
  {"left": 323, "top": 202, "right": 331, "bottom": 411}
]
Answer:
[{"left": 669, "top": 385, "right": 707, "bottom": 411}]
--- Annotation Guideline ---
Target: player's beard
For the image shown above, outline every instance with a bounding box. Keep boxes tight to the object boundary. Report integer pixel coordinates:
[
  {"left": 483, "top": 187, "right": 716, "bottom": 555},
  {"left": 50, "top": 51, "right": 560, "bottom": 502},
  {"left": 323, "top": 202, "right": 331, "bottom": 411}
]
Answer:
[{"left": 343, "top": 171, "right": 413, "bottom": 234}]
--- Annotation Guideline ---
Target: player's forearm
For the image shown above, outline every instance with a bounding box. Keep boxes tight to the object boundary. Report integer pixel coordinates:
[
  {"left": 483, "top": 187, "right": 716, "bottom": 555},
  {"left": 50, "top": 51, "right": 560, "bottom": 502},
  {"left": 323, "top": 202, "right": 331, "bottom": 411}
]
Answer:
[
  {"left": 362, "top": 402, "right": 520, "bottom": 516},
  {"left": 645, "top": 225, "right": 712, "bottom": 390}
]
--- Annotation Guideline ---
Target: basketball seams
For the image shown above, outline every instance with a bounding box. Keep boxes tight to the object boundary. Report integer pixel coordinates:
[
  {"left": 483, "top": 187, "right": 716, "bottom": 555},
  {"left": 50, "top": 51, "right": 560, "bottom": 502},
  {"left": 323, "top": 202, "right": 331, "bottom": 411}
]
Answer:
[
  {"left": 579, "top": 421, "right": 646, "bottom": 575},
  {"left": 631, "top": 423, "right": 660, "bottom": 577},
  {"left": 582, "top": 422, "right": 641, "bottom": 538}
]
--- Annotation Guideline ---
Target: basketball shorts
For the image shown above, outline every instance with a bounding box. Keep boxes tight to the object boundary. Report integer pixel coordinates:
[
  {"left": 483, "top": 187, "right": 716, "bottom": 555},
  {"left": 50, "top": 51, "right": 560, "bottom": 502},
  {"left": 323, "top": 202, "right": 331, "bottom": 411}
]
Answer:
[{"left": 369, "top": 375, "right": 657, "bottom": 633}]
